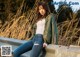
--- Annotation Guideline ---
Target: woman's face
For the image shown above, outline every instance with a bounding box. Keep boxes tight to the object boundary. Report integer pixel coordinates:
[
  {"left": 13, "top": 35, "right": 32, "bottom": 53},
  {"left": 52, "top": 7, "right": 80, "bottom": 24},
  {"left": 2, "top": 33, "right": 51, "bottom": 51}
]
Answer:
[{"left": 39, "top": 5, "right": 46, "bottom": 16}]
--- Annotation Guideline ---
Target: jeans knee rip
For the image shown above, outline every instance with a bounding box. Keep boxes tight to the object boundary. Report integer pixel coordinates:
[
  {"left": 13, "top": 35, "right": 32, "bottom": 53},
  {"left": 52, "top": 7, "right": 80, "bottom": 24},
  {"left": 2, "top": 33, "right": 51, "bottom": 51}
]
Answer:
[{"left": 34, "top": 43, "right": 39, "bottom": 45}]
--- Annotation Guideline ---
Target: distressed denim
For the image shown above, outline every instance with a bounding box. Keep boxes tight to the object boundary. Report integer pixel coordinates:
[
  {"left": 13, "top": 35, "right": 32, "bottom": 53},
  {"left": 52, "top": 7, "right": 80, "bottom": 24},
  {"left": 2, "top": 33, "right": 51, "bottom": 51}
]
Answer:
[{"left": 12, "top": 34, "right": 44, "bottom": 57}]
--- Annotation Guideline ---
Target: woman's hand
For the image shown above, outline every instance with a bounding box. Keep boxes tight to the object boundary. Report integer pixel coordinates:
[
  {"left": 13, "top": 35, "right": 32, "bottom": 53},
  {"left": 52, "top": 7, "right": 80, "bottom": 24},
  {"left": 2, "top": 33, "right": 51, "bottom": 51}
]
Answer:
[{"left": 43, "top": 43, "right": 48, "bottom": 47}]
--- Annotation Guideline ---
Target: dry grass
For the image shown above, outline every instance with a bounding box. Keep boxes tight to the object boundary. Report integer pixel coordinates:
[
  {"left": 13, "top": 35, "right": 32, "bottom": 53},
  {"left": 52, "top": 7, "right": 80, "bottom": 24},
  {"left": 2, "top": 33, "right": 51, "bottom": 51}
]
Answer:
[
  {"left": 0, "top": 13, "right": 79, "bottom": 46},
  {"left": 58, "top": 14, "right": 80, "bottom": 45},
  {"left": 0, "top": 0, "right": 80, "bottom": 46}
]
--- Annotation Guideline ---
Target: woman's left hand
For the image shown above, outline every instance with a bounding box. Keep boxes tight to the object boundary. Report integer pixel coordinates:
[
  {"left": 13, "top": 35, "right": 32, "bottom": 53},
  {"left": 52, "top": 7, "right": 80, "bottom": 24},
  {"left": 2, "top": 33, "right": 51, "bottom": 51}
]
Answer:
[{"left": 43, "top": 43, "right": 48, "bottom": 47}]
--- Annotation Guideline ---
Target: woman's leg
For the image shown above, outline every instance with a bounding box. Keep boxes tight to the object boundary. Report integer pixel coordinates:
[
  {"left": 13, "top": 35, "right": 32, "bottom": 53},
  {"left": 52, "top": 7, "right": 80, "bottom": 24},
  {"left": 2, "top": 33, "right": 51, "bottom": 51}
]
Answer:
[
  {"left": 40, "top": 48, "right": 46, "bottom": 57},
  {"left": 12, "top": 40, "right": 33, "bottom": 57},
  {"left": 30, "top": 35, "right": 43, "bottom": 57}
]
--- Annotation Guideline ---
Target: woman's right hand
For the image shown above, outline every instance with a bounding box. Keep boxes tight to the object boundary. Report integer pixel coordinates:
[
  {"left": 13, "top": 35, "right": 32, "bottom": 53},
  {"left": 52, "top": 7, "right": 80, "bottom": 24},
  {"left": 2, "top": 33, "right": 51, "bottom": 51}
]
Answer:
[{"left": 43, "top": 43, "right": 48, "bottom": 47}]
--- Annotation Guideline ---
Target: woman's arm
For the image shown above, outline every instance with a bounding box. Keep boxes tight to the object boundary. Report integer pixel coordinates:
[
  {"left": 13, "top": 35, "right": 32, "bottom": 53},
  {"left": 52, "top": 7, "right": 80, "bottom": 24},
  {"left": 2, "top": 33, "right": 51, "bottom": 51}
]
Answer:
[
  {"left": 43, "top": 13, "right": 52, "bottom": 44},
  {"left": 51, "top": 13, "right": 58, "bottom": 44}
]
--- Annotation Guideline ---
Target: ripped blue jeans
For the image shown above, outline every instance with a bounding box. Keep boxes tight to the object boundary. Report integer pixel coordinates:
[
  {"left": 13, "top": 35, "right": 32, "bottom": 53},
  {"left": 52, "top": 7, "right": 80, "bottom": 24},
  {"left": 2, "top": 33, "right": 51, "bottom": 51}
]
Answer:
[{"left": 12, "top": 34, "right": 44, "bottom": 57}]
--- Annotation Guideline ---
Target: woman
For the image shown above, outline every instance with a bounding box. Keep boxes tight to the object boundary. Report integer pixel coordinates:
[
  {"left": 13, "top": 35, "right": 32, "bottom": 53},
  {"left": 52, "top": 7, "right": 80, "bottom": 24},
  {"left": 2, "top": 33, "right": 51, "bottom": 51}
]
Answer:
[{"left": 12, "top": 2, "right": 58, "bottom": 57}]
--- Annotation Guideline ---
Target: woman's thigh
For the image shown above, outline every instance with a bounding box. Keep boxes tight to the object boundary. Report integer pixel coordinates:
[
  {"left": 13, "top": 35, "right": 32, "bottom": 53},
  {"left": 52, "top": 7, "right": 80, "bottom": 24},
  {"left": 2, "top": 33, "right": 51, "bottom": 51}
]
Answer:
[
  {"left": 12, "top": 40, "right": 33, "bottom": 57},
  {"left": 30, "top": 35, "right": 44, "bottom": 57},
  {"left": 30, "top": 41, "right": 43, "bottom": 57}
]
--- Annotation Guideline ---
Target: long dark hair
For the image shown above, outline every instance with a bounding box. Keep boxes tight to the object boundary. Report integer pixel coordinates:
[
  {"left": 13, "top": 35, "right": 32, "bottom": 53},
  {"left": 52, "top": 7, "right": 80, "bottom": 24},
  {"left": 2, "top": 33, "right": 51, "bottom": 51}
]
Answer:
[{"left": 36, "top": 2, "right": 49, "bottom": 22}]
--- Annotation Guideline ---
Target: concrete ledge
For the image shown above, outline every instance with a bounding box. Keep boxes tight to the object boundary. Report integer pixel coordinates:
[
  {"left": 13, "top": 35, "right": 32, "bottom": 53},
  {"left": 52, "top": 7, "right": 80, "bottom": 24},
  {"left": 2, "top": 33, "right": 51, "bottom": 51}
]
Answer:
[
  {"left": 0, "top": 37, "right": 30, "bottom": 57},
  {"left": 0, "top": 37, "right": 27, "bottom": 45},
  {"left": 45, "top": 45, "right": 80, "bottom": 57},
  {"left": 0, "top": 37, "right": 80, "bottom": 57}
]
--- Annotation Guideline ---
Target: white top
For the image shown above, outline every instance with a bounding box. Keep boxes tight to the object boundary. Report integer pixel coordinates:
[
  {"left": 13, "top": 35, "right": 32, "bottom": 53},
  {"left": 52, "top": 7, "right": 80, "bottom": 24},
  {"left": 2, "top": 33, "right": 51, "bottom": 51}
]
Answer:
[{"left": 36, "top": 18, "right": 45, "bottom": 34}]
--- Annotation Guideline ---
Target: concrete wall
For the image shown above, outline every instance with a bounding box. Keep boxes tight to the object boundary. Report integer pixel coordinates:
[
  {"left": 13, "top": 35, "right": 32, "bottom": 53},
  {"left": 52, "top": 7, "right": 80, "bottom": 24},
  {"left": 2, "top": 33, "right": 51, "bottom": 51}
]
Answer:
[
  {"left": 0, "top": 37, "right": 80, "bottom": 57},
  {"left": 45, "top": 45, "right": 80, "bottom": 57}
]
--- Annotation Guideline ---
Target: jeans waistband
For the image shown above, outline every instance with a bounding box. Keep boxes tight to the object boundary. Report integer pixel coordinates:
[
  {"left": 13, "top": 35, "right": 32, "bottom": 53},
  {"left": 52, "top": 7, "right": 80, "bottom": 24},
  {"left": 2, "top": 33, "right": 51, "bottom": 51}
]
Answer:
[
  {"left": 35, "top": 34, "right": 43, "bottom": 37},
  {"left": 33, "top": 34, "right": 44, "bottom": 42}
]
